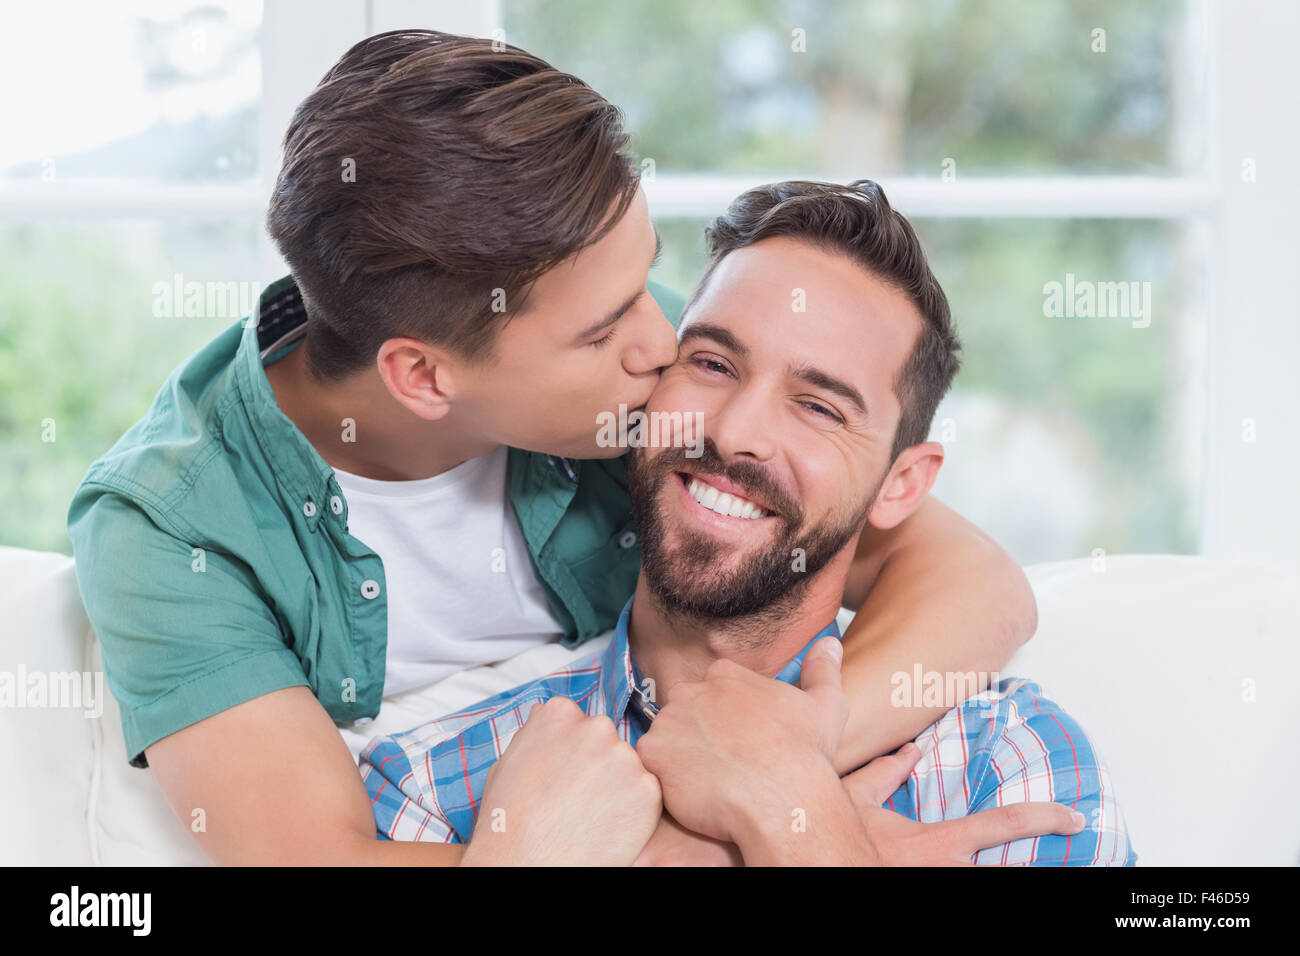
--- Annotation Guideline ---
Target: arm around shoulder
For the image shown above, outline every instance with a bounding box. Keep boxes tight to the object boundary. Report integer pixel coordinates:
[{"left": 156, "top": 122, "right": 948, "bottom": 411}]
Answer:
[{"left": 835, "top": 495, "right": 1038, "bottom": 771}]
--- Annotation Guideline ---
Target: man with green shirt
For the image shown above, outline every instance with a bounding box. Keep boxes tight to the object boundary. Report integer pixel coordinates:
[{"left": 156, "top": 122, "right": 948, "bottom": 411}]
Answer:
[{"left": 67, "top": 29, "right": 1040, "bottom": 865}]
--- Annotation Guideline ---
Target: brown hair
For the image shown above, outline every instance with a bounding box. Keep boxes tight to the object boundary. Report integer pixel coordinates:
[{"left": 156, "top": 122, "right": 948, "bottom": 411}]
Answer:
[
  {"left": 266, "top": 29, "right": 640, "bottom": 381},
  {"left": 688, "top": 179, "right": 961, "bottom": 463}
]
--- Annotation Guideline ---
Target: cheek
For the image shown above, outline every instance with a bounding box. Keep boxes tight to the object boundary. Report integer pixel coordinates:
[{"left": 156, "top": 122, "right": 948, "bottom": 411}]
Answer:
[
  {"left": 487, "top": 351, "right": 576, "bottom": 420},
  {"left": 646, "top": 372, "right": 712, "bottom": 416},
  {"left": 572, "top": 352, "right": 627, "bottom": 405},
  {"left": 789, "top": 440, "right": 870, "bottom": 514},
  {"left": 503, "top": 340, "right": 591, "bottom": 396},
  {"left": 533, "top": 355, "right": 634, "bottom": 434}
]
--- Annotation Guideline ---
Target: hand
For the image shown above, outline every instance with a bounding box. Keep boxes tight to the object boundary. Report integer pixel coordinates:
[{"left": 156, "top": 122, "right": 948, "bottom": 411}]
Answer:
[
  {"left": 843, "top": 742, "right": 1088, "bottom": 865},
  {"left": 460, "top": 697, "right": 662, "bottom": 866},
  {"left": 635, "top": 636, "right": 849, "bottom": 845},
  {"left": 632, "top": 814, "right": 743, "bottom": 867}
]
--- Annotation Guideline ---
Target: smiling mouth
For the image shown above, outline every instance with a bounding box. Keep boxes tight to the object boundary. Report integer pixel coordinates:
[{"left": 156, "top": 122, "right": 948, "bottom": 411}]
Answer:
[{"left": 676, "top": 471, "right": 775, "bottom": 520}]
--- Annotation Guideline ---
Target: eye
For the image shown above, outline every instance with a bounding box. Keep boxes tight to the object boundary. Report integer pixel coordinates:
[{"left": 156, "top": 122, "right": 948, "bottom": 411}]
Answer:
[
  {"left": 689, "top": 356, "right": 732, "bottom": 375},
  {"left": 589, "top": 327, "right": 617, "bottom": 349},
  {"left": 800, "top": 400, "right": 844, "bottom": 424}
]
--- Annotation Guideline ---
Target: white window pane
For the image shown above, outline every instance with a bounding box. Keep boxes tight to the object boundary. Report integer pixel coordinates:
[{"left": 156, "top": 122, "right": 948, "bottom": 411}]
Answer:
[{"left": 0, "top": 1, "right": 262, "bottom": 183}]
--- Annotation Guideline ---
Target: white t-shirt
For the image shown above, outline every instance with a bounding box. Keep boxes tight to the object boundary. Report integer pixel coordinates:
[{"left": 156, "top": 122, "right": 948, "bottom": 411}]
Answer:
[{"left": 331, "top": 445, "right": 565, "bottom": 696}]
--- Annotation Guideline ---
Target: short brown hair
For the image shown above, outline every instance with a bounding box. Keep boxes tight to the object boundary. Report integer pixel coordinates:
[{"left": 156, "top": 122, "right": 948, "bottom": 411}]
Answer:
[
  {"left": 688, "top": 180, "right": 961, "bottom": 463},
  {"left": 266, "top": 29, "right": 640, "bottom": 381}
]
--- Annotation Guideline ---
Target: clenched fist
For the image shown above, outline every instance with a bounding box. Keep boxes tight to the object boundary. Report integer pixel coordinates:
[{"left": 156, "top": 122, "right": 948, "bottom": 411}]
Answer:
[{"left": 460, "top": 697, "right": 662, "bottom": 866}]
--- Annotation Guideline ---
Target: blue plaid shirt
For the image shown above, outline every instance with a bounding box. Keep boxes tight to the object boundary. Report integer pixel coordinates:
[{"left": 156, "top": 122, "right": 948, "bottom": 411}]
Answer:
[{"left": 360, "top": 595, "right": 1136, "bottom": 864}]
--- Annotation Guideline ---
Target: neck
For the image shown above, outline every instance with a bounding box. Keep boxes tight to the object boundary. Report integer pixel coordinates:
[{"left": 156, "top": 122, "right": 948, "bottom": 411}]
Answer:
[
  {"left": 264, "top": 337, "right": 499, "bottom": 480},
  {"left": 626, "top": 548, "right": 852, "bottom": 709}
]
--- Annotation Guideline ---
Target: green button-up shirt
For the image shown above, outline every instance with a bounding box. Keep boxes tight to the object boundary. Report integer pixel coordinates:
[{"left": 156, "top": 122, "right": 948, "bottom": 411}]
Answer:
[{"left": 66, "top": 274, "right": 685, "bottom": 767}]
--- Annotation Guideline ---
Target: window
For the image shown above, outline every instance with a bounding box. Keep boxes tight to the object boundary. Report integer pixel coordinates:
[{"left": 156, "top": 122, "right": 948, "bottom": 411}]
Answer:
[
  {"left": 499, "top": 0, "right": 1293, "bottom": 564},
  {"left": 0, "top": 1, "right": 264, "bottom": 553},
  {"left": 6, "top": 0, "right": 1293, "bottom": 562}
]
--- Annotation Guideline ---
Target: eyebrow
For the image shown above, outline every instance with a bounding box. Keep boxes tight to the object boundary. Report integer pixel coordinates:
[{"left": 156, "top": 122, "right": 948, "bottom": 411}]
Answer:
[
  {"left": 678, "top": 322, "right": 869, "bottom": 418},
  {"left": 572, "top": 228, "right": 663, "bottom": 343}
]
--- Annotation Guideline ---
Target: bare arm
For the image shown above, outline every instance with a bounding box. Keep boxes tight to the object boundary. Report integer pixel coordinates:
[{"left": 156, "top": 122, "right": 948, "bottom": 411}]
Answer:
[
  {"left": 146, "top": 686, "right": 465, "bottom": 865},
  {"left": 835, "top": 495, "right": 1037, "bottom": 773}
]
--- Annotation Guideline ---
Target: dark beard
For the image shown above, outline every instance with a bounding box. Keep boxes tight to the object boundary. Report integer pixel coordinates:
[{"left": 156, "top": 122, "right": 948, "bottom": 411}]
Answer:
[{"left": 626, "top": 439, "right": 879, "bottom": 634}]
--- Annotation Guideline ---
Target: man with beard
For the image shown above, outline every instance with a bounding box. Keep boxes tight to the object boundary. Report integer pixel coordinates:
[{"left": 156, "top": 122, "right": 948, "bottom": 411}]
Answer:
[{"left": 359, "top": 180, "right": 1135, "bottom": 865}]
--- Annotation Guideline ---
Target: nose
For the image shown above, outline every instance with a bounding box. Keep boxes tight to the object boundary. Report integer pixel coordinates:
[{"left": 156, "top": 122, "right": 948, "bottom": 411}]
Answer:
[
  {"left": 706, "top": 380, "right": 777, "bottom": 464},
  {"left": 622, "top": 294, "right": 680, "bottom": 377}
]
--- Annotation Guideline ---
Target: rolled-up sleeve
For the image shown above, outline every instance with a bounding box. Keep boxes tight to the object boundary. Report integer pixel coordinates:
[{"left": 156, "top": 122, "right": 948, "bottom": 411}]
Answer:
[{"left": 67, "top": 488, "right": 308, "bottom": 767}]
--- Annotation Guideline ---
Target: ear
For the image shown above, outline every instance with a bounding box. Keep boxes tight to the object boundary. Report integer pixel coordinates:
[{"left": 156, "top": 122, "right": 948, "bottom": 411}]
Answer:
[
  {"left": 866, "top": 441, "right": 944, "bottom": 531},
  {"left": 375, "top": 337, "right": 458, "bottom": 422}
]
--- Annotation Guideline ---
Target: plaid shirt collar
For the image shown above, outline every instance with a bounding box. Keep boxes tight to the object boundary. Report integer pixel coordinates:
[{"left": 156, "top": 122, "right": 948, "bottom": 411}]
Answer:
[{"left": 600, "top": 594, "right": 843, "bottom": 726}]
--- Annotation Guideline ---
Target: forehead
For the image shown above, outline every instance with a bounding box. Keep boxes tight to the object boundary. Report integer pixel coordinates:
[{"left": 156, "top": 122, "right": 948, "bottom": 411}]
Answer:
[{"left": 682, "top": 236, "right": 922, "bottom": 414}]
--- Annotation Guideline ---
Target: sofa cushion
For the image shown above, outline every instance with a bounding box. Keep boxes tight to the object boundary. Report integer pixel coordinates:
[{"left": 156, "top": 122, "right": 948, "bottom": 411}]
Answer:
[
  {"left": 0, "top": 547, "right": 96, "bottom": 865},
  {"left": 3, "top": 546, "right": 1296, "bottom": 865},
  {"left": 1007, "top": 555, "right": 1300, "bottom": 866}
]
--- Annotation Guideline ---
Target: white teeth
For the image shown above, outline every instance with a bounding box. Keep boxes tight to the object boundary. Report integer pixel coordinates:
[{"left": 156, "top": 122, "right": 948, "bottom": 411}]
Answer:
[{"left": 683, "top": 474, "right": 768, "bottom": 519}]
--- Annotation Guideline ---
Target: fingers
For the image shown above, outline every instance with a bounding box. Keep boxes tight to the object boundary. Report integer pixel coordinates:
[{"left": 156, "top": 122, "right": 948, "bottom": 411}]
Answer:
[
  {"left": 797, "top": 636, "right": 845, "bottom": 708},
  {"left": 842, "top": 742, "right": 922, "bottom": 808},
  {"left": 524, "top": 695, "right": 580, "bottom": 724},
  {"left": 940, "top": 801, "right": 1086, "bottom": 857},
  {"left": 799, "top": 636, "right": 848, "bottom": 755}
]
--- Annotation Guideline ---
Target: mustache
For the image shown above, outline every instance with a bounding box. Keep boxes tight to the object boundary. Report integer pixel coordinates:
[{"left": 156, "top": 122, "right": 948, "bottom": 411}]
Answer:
[{"left": 637, "top": 438, "right": 799, "bottom": 520}]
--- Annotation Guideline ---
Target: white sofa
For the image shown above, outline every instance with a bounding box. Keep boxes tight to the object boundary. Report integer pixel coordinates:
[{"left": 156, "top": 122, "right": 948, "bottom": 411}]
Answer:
[{"left": 2, "top": 545, "right": 1296, "bottom": 866}]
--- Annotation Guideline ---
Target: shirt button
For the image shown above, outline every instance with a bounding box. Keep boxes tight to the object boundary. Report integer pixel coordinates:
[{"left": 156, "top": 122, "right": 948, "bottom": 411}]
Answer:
[
  {"left": 360, "top": 579, "right": 381, "bottom": 600},
  {"left": 302, "top": 500, "right": 316, "bottom": 518},
  {"left": 353, "top": 717, "right": 373, "bottom": 728},
  {"left": 330, "top": 495, "right": 344, "bottom": 515},
  {"left": 619, "top": 531, "right": 637, "bottom": 549}
]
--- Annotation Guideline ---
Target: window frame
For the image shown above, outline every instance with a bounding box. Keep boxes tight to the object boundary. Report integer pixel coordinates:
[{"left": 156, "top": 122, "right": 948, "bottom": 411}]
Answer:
[{"left": 1, "top": 0, "right": 1293, "bottom": 561}]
